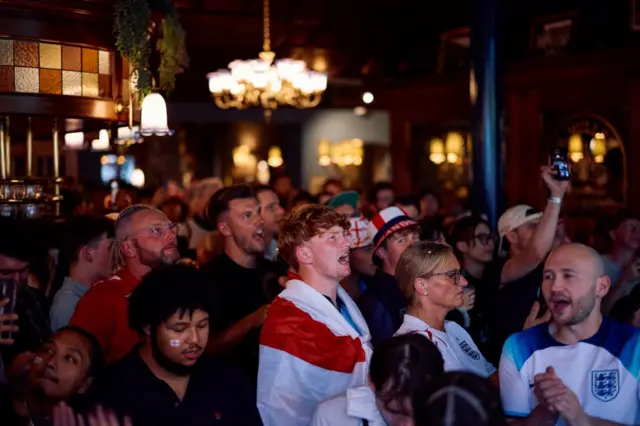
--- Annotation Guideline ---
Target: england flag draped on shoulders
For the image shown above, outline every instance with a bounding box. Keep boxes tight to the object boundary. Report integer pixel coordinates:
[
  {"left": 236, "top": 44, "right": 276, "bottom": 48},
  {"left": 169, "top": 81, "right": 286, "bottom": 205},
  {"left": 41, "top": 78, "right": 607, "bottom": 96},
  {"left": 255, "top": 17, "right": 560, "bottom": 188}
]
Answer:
[{"left": 257, "top": 279, "right": 373, "bottom": 426}]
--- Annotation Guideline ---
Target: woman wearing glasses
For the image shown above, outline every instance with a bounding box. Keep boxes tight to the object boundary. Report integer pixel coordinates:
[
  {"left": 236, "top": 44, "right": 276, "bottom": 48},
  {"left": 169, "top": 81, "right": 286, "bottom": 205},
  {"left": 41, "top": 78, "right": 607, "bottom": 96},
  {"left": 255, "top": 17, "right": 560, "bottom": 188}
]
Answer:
[{"left": 394, "top": 241, "right": 497, "bottom": 383}]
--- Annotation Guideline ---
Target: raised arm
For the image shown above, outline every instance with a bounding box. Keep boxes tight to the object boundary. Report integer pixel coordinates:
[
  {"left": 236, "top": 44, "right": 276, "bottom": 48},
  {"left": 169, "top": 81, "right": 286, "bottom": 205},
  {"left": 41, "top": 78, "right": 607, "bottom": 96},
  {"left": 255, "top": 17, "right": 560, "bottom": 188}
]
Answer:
[{"left": 501, "top": 167, "right": 569, "bottom": 286}]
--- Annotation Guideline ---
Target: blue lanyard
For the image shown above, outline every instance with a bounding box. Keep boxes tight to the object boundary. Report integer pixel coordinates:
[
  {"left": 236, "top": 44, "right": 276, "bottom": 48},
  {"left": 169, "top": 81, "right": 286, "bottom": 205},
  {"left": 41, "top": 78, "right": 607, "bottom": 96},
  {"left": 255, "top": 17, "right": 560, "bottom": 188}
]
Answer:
[{"left": 338, "top": 298, "right": 362, "bottom": 337}]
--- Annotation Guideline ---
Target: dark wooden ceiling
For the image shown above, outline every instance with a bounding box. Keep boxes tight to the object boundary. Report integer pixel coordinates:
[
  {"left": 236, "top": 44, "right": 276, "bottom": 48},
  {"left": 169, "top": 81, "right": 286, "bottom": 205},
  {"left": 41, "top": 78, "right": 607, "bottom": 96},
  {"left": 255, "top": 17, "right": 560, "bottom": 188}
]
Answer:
[{"left": 0, "top": 0, "right": 633, "bottom": 104}]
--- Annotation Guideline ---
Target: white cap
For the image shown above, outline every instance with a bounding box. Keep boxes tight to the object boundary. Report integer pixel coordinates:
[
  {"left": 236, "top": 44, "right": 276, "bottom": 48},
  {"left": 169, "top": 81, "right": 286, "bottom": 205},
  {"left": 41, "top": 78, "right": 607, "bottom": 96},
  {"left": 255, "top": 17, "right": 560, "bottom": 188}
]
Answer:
[{"left": 498, "top": 205, "right": 542, "bottom": 237}]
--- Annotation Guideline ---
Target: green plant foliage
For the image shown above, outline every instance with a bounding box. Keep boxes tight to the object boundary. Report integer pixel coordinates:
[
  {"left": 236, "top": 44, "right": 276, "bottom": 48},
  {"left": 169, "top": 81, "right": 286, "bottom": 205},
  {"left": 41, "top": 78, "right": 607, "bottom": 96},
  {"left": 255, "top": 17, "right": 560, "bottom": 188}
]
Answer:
[
  {"left": 157, "top": 11, "right": 189, "bottom": 95},
  {"left": 113, "top": 0, "right": 152, "bottom": 94},
  {"left": 113, "top": 0, "right": 189, "bottom": 96}
]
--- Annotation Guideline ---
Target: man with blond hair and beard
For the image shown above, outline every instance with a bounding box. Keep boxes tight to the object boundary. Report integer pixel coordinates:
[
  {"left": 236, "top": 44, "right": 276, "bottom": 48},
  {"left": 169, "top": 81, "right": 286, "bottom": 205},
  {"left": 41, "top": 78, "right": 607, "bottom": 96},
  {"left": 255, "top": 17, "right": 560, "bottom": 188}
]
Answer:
[
  {"left": 257, "top": 204, "right": 372, "bottom": 426},
  {"left": 500, "top": 243, "right": 640, "bottom": 426},
  {"left": 71, "top": 204, "right": 181, "bottom": 363}
]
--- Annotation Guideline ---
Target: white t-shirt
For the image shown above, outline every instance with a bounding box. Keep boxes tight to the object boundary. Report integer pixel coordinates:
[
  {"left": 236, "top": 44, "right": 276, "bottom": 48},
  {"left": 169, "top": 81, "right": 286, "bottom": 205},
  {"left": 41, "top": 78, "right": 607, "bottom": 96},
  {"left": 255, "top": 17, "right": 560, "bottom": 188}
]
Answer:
[
  {"left": 499, "top": 318, "right": 640, "bottom": 425},
  {"left": 394, "top": 314, "right": 496, "bottom": 378},
  {"left": 311, "top": 386, "right": 386, "bottom": 426}
]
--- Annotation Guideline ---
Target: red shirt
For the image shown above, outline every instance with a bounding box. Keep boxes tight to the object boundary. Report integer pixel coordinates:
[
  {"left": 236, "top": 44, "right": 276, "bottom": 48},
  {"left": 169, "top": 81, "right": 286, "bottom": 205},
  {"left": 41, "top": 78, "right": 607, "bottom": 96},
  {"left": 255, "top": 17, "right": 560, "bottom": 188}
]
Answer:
[{"left": 70, "top": 269, "right": 141, "bottom": 364}]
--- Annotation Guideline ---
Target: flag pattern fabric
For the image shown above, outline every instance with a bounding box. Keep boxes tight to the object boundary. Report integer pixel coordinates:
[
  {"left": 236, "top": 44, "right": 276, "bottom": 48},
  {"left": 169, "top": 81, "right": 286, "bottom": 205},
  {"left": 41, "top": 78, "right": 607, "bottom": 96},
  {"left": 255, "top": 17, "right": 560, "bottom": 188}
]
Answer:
[{"left": 257, "top": 279, "right": 372, "bottom": 426}]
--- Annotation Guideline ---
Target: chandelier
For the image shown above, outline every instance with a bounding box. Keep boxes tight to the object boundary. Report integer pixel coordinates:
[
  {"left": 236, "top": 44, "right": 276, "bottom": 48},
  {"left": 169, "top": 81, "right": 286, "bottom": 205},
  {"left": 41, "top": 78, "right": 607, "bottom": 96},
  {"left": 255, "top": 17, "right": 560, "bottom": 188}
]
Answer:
[{"left": 206, "top": 0, "right": 327, "bottom": 116}]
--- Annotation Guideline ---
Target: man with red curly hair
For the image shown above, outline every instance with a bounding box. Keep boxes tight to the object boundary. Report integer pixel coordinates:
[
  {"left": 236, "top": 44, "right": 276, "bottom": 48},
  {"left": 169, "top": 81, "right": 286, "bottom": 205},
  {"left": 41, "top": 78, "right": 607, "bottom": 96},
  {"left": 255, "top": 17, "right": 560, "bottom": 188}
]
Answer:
[{"left": 257, "top": 204, "right": 372, "bottom": 426}]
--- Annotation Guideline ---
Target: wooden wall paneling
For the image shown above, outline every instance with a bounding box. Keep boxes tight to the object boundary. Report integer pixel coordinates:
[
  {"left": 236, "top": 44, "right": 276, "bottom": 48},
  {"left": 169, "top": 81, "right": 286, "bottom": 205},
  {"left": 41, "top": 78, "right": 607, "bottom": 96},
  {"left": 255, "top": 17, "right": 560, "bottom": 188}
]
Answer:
[{"left": 627, "top": 80, "right": 640, "bottom": 215}]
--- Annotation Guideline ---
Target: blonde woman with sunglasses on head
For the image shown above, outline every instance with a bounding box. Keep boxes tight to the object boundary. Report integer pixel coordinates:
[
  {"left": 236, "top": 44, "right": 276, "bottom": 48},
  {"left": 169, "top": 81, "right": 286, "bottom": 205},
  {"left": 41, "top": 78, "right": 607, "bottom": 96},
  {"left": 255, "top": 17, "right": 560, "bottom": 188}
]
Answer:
[{"left": 394, "top": 242, "right": 498, "bottom": 386}]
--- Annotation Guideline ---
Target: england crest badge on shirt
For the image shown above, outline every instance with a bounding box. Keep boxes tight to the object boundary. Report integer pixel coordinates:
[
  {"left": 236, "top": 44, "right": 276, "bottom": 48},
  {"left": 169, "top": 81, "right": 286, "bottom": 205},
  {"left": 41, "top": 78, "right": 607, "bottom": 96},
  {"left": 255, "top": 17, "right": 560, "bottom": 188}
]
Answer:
[
  {"left": 591, "top": 369, "right": 619, "bottom": 402},
  {"left": 458, "top": 340, "right": 481, "bottom": 360}
]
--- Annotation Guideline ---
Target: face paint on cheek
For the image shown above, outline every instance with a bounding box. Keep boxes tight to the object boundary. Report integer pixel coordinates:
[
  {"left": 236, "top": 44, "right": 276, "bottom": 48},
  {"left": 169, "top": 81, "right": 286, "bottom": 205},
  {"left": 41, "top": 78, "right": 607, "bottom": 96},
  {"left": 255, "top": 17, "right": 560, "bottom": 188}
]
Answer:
[{"left": 169, "top": 339, "right": 181, "bottom": 348}]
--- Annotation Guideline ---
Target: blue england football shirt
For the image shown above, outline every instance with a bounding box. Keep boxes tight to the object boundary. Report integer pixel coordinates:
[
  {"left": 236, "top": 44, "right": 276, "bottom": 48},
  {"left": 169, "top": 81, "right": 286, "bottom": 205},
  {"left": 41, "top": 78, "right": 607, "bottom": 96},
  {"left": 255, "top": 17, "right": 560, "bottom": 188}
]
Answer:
[{"left": 499, "top": 317, "right": 640, "bottom": 425}]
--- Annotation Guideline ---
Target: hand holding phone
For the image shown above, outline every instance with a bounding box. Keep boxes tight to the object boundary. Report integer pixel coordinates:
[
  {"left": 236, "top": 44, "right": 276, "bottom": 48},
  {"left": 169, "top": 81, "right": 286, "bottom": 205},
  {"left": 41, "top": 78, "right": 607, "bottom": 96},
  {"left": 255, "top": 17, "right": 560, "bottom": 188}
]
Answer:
[
  {"left": 541, "top": 165, "right": 570, "bottom": 199},
  {"left": 549, "top": 148, "right": 571, "bottom": 181},
  {"left": 0, "top": 297, "right": 19, "bottom": 345}
]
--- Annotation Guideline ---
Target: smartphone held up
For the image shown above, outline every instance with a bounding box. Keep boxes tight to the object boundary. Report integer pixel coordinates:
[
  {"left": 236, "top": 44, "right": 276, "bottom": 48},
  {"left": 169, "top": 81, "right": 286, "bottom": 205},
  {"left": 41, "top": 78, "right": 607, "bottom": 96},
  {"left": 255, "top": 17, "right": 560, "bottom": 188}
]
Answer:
[{"left": 549, "top": 148, "right": 571, "bottom": 181}]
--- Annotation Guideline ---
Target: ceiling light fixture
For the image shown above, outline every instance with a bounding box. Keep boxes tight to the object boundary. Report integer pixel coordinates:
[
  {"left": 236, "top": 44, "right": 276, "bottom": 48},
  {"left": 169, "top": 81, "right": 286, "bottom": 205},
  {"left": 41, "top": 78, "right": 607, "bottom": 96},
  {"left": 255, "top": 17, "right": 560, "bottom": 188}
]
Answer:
[{"left": 206, "top": 0, "right": 327, "bottom": 118}]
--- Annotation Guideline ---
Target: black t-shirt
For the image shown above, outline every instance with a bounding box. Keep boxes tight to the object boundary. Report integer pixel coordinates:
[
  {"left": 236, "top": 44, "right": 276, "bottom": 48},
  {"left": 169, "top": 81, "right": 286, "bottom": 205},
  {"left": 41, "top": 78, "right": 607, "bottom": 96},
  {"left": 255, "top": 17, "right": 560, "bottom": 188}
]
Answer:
[
  {"left": 85, "top": 351, "right": 261, "bottom": 426},
  {"left": 201, "top": 253, "right": 281, "bottom": 384},
  {"left": 446, "top": 271, "right": 494, "bottom": 332},
  {"left": 487, "top": 258, "right": 544, "bottom": 360}
]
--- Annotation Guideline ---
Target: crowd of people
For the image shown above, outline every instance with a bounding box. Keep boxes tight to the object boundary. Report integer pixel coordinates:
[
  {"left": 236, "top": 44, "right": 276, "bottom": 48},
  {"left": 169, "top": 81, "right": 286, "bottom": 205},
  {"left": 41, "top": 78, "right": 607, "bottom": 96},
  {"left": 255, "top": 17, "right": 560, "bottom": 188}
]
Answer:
[{"left": 0, "top": 167, "right": 639, "bottom": 426}]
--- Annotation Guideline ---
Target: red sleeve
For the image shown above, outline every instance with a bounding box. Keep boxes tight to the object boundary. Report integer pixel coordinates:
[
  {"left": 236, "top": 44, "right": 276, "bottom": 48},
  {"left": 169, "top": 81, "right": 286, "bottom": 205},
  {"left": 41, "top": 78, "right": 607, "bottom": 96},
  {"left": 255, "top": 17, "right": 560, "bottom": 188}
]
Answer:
[
  {"left": 69, "top": 287, "right": 116, "bottom": 354},
  {"left": 260, "top": 298, "right": 366, "bottom": 374}
]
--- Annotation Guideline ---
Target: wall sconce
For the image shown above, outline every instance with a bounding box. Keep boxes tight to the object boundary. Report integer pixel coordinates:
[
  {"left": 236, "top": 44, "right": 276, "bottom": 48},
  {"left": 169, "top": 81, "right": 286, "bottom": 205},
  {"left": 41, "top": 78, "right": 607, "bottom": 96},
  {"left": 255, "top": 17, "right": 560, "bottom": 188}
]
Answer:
[
  {"left": 115, "top": 98, "right": 126, "bottom": 115},
  {"left": 445, "top": 132, "right": 464, "bottom": 164},
  {"left": 429, "top": 132, "right": 468, "bottom": 165},
  {"left": 590, "top": 133, "right": 606, "bottom": 164},
  {"left": 91, "top": 129, "right": 110, "bottom": 151},
  {"left": 257, "top": 160, "right": 270, "bottom": 184},
  {"left": 350, "top": 139, "right": 364, "bottom": 166},
  {"left": 318, "top": 138, "right": 364, "bottom": 167},
  {"left": 428, "top": 138, "right": 446, "bottom": 164},
  {"left": 267, "top": 146, "right": 284, "bottom": 168},
  {"left": 568, "top": 134, "right": 584, "bottom": 163},
  {"left": 233, "top": 145, "right": 257, "bottom": 172},
  {"left": 318, "top": 139, "right": 332, "bottom": 166}
]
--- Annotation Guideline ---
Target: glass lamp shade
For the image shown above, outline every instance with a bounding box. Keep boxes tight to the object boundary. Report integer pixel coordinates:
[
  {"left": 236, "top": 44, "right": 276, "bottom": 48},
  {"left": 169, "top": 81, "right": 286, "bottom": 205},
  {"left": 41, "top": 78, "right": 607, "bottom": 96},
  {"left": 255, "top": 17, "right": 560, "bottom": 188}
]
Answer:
[
  {"left": 568, "top": 134, "right": 584, "bottom": 162},
  {"left": 130, "top": 168, "right": 145, "bottom": 188},
  {"left": 140, "top": 93, "right": 173, "bottom": 136},
  {"left": 268, "top": 146, "right": 284, "bottom": 168},
  {"left": 257, "top": 160, "right": 271, "bottom": 184},
  {"left": 318, "top": 139, "right": 332, "bottom": 166},
  {"left": 445, "top": 132, "right": 464, "bottom": 156},
  {"left": 64, "top": 132, "right": 84, "bottom": 149},
  {"left": 429, "top": 138, "right": 446, "bottom": 164},
  {"left": 91, "top": 129, "right": 110, "bottom": 151},
  {"left": 590, "top": 134, "right": 607, "bottom": 157}
]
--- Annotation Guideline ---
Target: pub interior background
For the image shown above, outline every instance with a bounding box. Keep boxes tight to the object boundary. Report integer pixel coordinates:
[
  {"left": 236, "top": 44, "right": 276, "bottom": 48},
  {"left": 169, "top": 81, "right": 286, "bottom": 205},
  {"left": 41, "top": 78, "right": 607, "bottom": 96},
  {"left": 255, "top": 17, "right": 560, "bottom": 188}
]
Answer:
[{"left": 0, "top": 0, "right": 637, "bottom": 239}]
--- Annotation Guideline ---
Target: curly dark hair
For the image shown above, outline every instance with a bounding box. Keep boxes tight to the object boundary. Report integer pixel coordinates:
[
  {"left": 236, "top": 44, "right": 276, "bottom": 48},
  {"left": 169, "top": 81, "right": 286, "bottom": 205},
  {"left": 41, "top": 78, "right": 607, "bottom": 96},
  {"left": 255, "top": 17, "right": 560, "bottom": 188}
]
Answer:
[{"left": 128, "top": 264, "right": 216, "bottom": 335}]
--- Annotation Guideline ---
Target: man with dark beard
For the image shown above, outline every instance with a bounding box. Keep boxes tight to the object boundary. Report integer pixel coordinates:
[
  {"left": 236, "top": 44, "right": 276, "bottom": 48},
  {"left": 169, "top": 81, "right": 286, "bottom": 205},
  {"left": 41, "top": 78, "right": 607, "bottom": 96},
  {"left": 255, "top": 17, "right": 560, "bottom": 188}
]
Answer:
[
  {"left": 70, "top": 205, "right": 180, "bottom": 364},
  {"left": 500, "top": 243, "right": 640, "bottom": 426},
  {"left": 85, "top": 264, "right": 260, "bottom": 426},
  {"left": 201, "top": 185, "right": 281, "bottom": 386}
]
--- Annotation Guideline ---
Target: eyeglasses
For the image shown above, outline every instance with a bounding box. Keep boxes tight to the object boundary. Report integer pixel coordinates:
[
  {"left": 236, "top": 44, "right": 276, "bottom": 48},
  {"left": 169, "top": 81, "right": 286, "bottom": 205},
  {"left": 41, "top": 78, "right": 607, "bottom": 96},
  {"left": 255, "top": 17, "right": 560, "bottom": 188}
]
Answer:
[
  {"left": 473, "top": 233, "right": 497, "bottom": 245},
  {"left": 424, "top": 269, "right": 462, "bottom": 286},
  {"left": 125, "top": 223, "right": 181, "bottom": 240}
]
